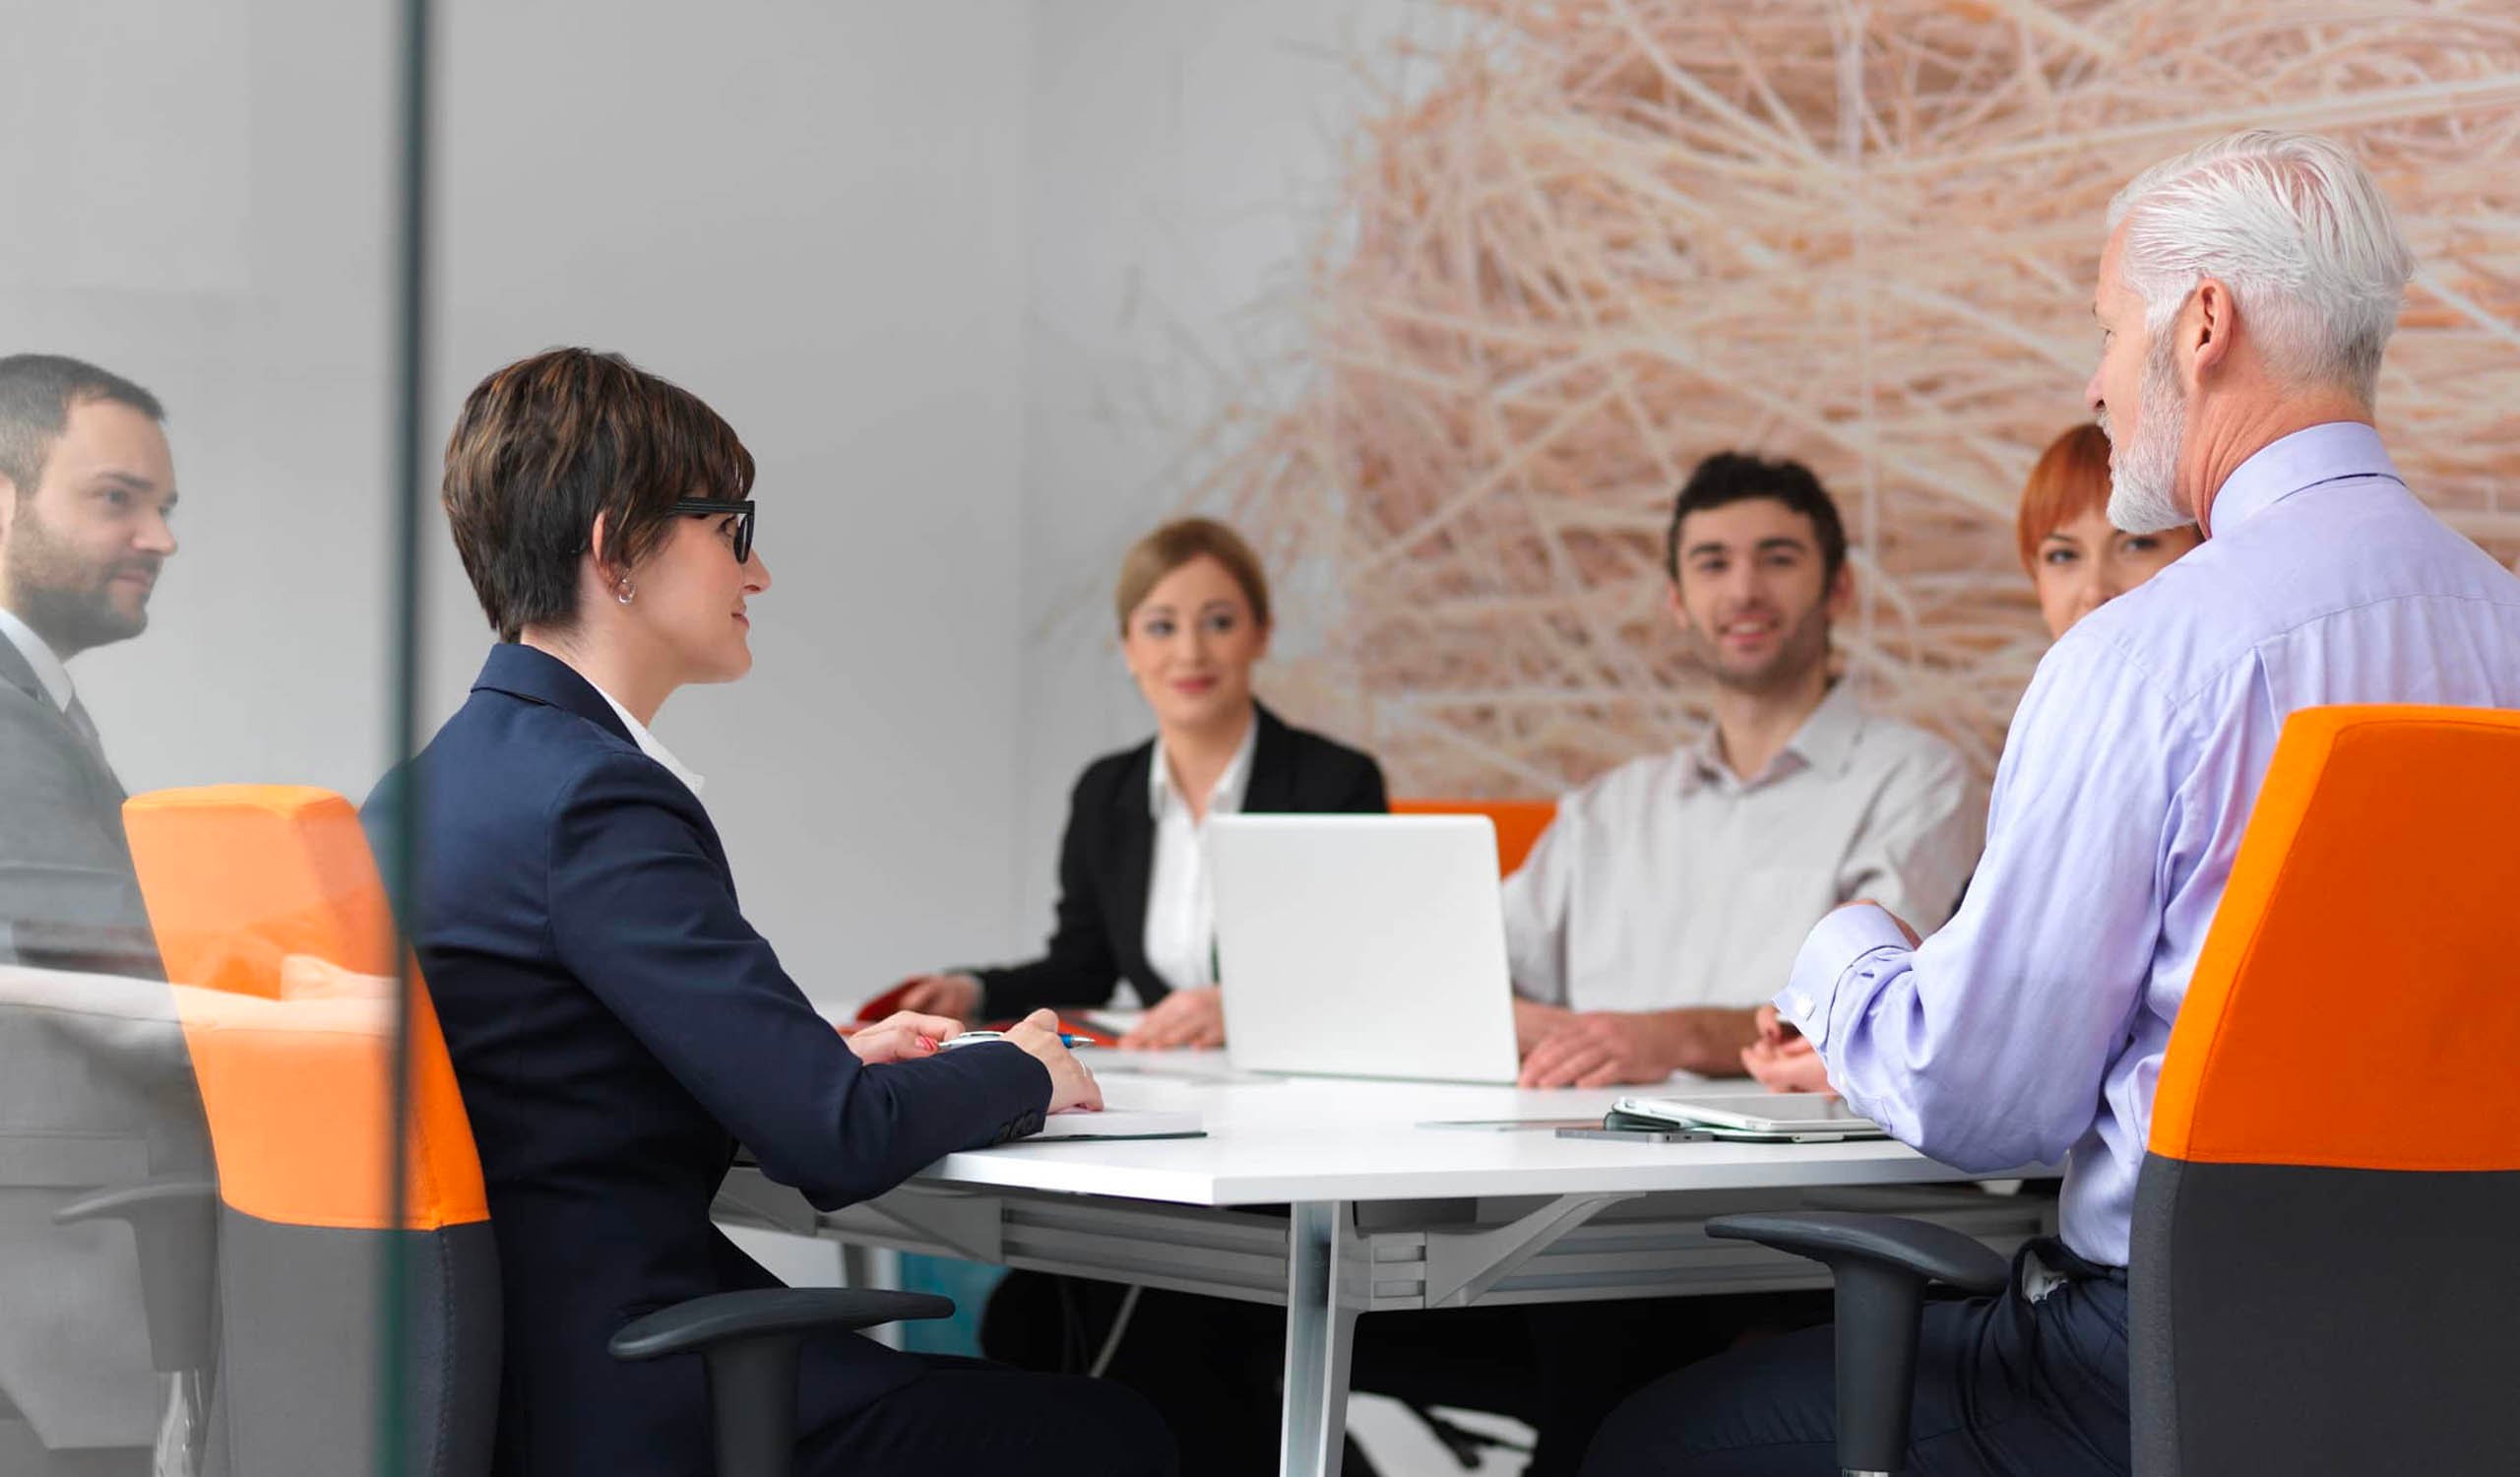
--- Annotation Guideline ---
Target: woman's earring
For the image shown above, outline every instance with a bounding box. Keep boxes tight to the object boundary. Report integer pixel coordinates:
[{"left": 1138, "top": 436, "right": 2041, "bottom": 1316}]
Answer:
[{"left": 614, "top": 576, "right": 635, "bottom": 606}]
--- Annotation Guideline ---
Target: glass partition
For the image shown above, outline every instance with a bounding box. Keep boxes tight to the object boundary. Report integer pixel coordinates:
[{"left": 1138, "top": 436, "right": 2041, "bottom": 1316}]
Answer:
[{"left": 2, "top": 0, "right": 428, "bottom": 1470}]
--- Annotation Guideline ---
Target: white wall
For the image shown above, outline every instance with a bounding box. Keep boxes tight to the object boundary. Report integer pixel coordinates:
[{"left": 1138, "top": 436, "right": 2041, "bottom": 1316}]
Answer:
[
  {"left": 428, "top": 0, "right": 1039, "bottom": 996},
  {"left": 5, "top": 0, "right": 1491, "bottom": 1452},
  {"left": 1010, "top": 0, "right": 1460, "bottom": 948},
  {"left": 9, "top": 0, "right": 1452, "bottom": 988},
  {"left": 8, "top": 0, "right": 1043, "bottom": 1001},
  {"left": 1, "top": 0, "right": 399, "bottom": 802}
]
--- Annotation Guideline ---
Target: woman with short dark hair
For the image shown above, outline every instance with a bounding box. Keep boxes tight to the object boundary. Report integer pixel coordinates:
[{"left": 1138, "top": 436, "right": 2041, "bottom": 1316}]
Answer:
[{"left": 373, "top": 348, "right": 1173, "bottom": 1477}]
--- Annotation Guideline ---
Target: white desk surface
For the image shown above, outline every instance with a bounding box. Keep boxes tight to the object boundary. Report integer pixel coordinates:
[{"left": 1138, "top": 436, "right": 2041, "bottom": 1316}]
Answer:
[{"left": 918, "top": 1050, "right": 2010, "bottom": 1207}]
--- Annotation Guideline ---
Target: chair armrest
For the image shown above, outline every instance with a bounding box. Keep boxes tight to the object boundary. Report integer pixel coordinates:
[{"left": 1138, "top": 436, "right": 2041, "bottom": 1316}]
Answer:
[
  {"left": 608, "top": 1287, "right": 954, "bottom": 1362},
  {"left": 54, "top": 1179, "right": 218, "bottom": 1227},
  {"left": 1707, "top": 1210, "right": 2010, "bottom": 1294},
  {"left": 56, "top": 1178, "right": 220, "bottom": 1374},
  {"left": 1708, "top": 1210, "right": 2011, "bottom": 1475},
  {"left": 611, "top": 1288, "right": 955, "bottom": 1477}
]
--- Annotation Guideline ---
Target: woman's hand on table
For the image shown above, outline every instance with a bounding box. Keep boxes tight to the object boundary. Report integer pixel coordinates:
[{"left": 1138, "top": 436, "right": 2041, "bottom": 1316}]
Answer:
[
  {"left": 1118, "top": 986, "right": 1225, "bottom": 1051},
  {"left": 895, "top": 972, "right": 981, "bottom": 1022}
]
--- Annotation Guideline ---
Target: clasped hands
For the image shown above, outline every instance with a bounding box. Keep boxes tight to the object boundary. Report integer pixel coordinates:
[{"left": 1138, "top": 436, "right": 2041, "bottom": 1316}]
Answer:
[
  {"left": 1514, "top": 1000, "right": 1673, "bottom": 1088},
  {"left": 1511, "top": 1000, "right": 1834, "bottom": 1093}
]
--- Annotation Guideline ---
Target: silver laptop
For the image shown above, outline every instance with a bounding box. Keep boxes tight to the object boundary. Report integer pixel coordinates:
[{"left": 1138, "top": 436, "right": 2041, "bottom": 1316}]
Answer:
[{"left": 1209, "top": 813, "right": 1521, "bottom": 1083}]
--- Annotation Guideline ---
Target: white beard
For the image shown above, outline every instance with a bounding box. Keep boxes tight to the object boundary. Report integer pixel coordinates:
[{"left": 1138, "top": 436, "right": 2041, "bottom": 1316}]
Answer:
[{"left": 2105, "top": 333, "right": 2192, "bottom": 536}]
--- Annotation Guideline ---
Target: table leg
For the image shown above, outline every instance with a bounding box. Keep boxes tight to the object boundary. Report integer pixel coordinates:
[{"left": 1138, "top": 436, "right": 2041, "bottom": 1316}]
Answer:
[{"left": 1280, "top": 1200, "right": 1359, "bottom": 1477}]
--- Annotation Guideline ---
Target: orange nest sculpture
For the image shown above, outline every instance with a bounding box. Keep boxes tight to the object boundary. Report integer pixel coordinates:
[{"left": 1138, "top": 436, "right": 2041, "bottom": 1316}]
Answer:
[{"left": 1198, "top": 0, "right": 2520, "bottom": 795}]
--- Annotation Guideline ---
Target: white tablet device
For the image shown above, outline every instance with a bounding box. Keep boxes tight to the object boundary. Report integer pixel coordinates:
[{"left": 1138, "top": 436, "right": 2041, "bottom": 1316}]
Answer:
[{"left": 1612, "top": 1094, "right": 1889, "bottom": 1141}]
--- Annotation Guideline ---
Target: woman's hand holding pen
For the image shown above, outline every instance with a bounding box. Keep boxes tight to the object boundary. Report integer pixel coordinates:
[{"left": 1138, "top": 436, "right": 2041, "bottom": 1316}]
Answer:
[{"left": 1003, "top": 1008, "right": 1104, "bottom": 1113}]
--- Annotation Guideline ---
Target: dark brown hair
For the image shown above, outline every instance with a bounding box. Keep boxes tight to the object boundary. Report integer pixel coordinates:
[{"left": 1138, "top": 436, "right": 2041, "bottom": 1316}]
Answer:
[
  {"left": 0, "top": 353, "right": 165, "bottom": 499},
  {"left": 1664, "top": 451, "right": 1849, "bottom": 584},
  {"left": 442, "top": 349, "right": 753, "bottom": 642},
  {"left": 1113, "top": 517, "right": 1273, "bottom": 633}
]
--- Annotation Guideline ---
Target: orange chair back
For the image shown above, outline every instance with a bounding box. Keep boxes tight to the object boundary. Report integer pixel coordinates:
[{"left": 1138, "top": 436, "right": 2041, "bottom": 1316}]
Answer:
[
  {"left": 124, "top": 786, "right": 501, "bottom": 1476},
  {"left": 1391, "top": 799, "right": 1557, "bottom": 876},
  {"left": 123, "top": 783, "right": 398, "bottom": 997},
  {"left": 2149, "top": 705, "right": 2520, "bottom": 1173},
  {"left": 2132, "top": 705, "right": 2520, "bottom": 1476},
  {"left": 122, "top": 786, "right": 486, "bottom": 1231}
]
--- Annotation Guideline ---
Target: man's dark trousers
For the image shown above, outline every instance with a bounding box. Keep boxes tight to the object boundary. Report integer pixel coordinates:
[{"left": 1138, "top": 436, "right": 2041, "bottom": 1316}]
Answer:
[{"left": 1582, "top": 1239, "right": 2131, "bottom": 1477}]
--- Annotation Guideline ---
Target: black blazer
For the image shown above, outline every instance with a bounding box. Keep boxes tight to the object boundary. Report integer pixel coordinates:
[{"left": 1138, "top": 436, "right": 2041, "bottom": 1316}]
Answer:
[
  {"left": 976, "top": 704, "right": 1386, "bottom": 1019},
  {"left": 366, "top": 645, "right": 1051, "bottom": 1477}
]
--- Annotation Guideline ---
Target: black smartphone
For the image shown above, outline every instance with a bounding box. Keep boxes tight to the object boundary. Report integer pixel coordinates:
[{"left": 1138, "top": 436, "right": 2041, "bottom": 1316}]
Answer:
[
  {"left": 1552, "top": 1106, "right": 1716, "bottom": 1143},
  {"left": 1553, "top": 1125, "right": 1711, "bottom": 1143}
]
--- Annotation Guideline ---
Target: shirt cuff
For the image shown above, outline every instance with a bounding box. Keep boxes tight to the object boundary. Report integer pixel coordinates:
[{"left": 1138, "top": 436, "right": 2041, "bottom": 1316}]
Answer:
[{"left": 1775, "top": 904, "right": 1913, "bottom": 1050}]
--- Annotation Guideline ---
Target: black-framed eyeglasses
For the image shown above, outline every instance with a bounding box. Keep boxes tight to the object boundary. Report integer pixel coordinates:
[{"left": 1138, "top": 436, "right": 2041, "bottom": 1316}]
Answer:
[{"left": 673, "top": 498, "right": 755, "bottom": 563}]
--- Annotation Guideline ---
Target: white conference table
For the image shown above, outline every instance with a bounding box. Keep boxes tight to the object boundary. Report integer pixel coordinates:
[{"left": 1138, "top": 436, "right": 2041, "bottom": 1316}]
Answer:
[{"left": 713, "top": 1053, "right": 2052, "bottom": 1477}]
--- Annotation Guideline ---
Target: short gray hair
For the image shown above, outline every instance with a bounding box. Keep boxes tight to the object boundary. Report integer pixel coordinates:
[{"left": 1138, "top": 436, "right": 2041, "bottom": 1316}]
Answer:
[{"left": 2107, "top": 130, "right": 2413, "bottom": 405}]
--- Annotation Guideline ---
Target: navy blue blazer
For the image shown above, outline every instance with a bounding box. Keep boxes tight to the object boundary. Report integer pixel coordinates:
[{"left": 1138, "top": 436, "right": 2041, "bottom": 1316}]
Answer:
[{"left": 366, "top": 644, "right": 1051, "bottom": 1477}]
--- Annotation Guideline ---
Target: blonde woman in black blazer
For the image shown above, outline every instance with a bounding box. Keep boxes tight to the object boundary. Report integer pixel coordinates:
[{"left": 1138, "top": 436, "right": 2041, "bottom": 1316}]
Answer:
[
  {"left": 901, "top": 519, "right": 1391, "bottom": 1474},
  {"left": 901, "top": 518, "right": 1385, "bottom": 1049}
]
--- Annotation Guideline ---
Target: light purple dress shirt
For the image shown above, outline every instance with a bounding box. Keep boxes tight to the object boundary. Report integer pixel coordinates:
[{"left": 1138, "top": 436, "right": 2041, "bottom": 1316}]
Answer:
[{"left": 1778, "top": 421, "right": 2520, "bottom": 1265}]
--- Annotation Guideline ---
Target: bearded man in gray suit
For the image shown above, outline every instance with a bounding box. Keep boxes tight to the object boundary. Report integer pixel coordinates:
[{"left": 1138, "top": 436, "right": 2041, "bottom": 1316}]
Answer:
[
  {"left": 0, "top": 354, "right": 176, "bottom": 974},
  {"left": 0, "top": 353, "right": 202, "bottom": 1476}
]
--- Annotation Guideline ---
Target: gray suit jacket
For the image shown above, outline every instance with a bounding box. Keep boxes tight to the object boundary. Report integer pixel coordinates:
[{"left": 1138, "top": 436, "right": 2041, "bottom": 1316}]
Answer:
[
  {"left": 0, "top": 635, "right": 156, "bottom": 974},
  {"left": 0, "top": 968, "right": 208, "bottom": 1455},
  {"left": 0, "top": 639, "right": 200, "bottom": 1456}
]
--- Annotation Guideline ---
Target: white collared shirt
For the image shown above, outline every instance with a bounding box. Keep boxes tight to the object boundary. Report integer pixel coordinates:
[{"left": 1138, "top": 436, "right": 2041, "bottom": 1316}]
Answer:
[
  {"left": 589, "top": 685, "right": 707, "bottom": 800},
  {"left": 1140, "top": 716, "right": 1259, "bottom": 995},
  {"left": 0, "top": 606, "right": 75, "bottom": 712},
  {"left": 1503, "top": 680, "right": 1981, "bottom": 1012}
]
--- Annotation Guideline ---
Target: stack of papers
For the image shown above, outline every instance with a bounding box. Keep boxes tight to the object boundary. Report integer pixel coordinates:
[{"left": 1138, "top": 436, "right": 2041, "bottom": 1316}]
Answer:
[{"left": 1020, "top": 1109, "right": 1204, "bottom": 1142}]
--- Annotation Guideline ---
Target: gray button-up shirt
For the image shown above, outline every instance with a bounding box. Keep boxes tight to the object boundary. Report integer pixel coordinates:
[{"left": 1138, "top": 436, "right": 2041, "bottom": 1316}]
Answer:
[{"left": 1504, "top": 680, "right": 1982, "bottom": 1012}]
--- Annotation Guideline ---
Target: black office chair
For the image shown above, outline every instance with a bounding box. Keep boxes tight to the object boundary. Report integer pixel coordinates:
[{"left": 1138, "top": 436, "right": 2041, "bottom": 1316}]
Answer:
[
  {"left": 121, "top": 785, "right": 961, "bottom": 1477},
  {"left": 1703, "top": 1212, "right": 2005, "bottom": 1477},
  {"left": 612, "top": 1289, "right": 952, "bottom": 1477},
  {"left": 1707, "top": 706, "right": 2520, "bottom": 1477}
]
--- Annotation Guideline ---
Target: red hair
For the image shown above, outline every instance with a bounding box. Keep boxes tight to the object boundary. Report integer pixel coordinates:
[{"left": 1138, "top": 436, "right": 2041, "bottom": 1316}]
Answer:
[{"left": 2015, "top": 424, "right": 2113, "bottom": 571}]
